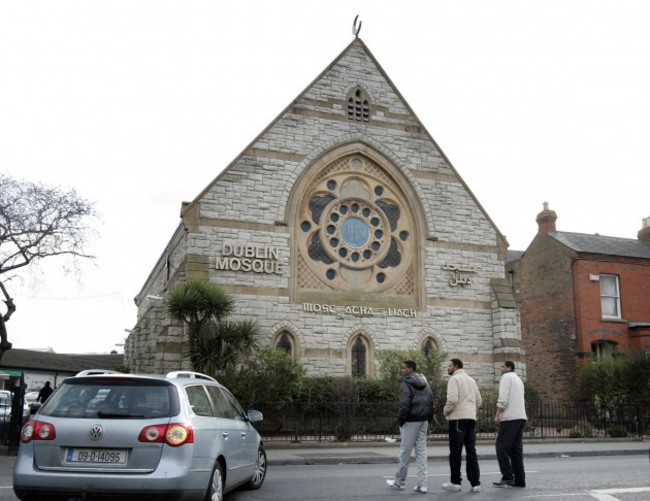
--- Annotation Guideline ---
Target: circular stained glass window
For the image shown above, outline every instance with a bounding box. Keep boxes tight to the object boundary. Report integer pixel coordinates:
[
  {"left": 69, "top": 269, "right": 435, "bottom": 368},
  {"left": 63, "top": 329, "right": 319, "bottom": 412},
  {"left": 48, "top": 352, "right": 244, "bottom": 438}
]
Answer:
[
  {"left": 340, "top": 218, "right": 369, "bottom": 248},
  {"left": 319, "top": 198, "right": 390, "bottom": 269}
]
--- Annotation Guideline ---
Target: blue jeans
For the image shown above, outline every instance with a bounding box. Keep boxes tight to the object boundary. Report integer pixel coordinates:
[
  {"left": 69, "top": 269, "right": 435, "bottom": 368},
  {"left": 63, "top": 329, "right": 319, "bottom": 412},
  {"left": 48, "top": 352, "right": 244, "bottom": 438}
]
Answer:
[
  {"left": 393, "top": 420, "right": 428, "bottom": 488},
  {"left": 448, "top": 419, "right": 480, "bottom": 487}
]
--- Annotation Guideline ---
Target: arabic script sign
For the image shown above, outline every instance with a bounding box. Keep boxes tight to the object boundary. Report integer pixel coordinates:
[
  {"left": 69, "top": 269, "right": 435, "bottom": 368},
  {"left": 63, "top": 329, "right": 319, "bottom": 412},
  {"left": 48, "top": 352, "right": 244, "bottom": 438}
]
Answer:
[{"left": 441, "top": 263, "right": 479, "bottom": 287}]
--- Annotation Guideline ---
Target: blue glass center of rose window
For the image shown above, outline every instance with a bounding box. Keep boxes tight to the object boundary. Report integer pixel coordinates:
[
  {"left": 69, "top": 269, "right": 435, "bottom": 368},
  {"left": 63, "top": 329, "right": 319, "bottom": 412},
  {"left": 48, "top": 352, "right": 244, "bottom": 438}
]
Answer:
[{"left": 340, "top": 217, "right": 369, "bottom": 248}]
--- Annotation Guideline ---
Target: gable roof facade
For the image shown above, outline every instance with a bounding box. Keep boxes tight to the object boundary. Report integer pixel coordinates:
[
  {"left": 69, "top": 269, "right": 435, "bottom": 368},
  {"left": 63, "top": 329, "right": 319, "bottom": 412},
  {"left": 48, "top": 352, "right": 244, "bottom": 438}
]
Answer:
[{"left": 128, "top": 36, "right": 521, "bottom": 383}]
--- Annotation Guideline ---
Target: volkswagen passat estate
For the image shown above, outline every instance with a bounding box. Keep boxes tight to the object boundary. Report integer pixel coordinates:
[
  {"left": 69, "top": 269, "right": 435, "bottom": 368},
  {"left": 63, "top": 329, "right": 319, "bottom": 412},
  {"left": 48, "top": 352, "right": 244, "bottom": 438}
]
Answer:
[{"left": 13, "top": 371, "right": 266, "bottom": 501}]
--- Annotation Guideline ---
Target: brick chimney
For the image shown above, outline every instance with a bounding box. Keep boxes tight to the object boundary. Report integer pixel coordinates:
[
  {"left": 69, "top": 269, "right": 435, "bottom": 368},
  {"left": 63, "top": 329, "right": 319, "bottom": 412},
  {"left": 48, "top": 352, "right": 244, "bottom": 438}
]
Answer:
[
  {"left": 536, "top": 202, "right": 557, "bottom": 238},
  {"left": 638, "top": 216, "right": 650, "bottom": 241}
]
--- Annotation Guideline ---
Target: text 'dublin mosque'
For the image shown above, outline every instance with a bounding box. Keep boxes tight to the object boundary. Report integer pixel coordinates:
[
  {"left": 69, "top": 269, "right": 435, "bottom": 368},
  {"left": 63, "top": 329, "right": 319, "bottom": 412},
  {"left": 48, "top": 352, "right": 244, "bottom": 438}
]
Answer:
[{"left": 215, "top": 241, "right": 283, "bottom": 274}]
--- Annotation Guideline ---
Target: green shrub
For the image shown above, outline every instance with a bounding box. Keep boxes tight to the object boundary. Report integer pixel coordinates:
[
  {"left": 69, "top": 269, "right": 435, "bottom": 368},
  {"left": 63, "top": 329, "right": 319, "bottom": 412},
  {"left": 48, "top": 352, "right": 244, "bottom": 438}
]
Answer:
[
  {"left": 295, "top": 376, "right": 338, "bottom": 404},
  {"left": 524, "top": 381, "right": 541, "bottom": 407},
  {"left": 376, "top": 349, "right": 446, "bottom": 398},
  {"left": 569, "top": 420, "right": 594, "bottom": 438},
  {"left": 608, "top": 424, "right": 628, "bottom": 437},
  {"left": 355, "top": 378, "right": 393, "bottom": 403},
  {"left": 568, "top": 428, "right": 583, "bottom": 438},
  {"left": 225, "top": 348, "right": 305, "bottom": 408},
  {"left": 477, "top": 413, "right": 497, "bottom": 433}
]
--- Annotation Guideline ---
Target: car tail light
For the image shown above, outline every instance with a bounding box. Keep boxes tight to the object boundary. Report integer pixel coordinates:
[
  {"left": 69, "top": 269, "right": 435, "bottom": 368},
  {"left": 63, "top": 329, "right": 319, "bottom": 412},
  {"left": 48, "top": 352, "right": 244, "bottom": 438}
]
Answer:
[
  {"left": 21, "top": 420, "right": 56, "bottom": 443},
  {"left": 138, "top": 423, "right": 194, "bottom": 446}
]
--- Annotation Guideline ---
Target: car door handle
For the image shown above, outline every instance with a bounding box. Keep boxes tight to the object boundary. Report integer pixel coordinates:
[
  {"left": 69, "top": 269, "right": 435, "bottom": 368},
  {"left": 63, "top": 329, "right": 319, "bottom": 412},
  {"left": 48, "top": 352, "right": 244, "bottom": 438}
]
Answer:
[
  {"left": 222, "top": 432, "right": 229, "bottom": 438},
  {"left": 241, "top": 432, "right": 246, "bottom": 438}
]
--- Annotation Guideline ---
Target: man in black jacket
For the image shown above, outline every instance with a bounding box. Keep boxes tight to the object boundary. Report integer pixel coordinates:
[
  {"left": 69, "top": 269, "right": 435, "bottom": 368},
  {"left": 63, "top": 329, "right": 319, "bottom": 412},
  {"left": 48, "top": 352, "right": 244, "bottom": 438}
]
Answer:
[
  {"left": 386, "top": 359, "right": 434, "bottom": 493},
  {"left": 37, "top": 381, "right": 53, "bottom": 403}
]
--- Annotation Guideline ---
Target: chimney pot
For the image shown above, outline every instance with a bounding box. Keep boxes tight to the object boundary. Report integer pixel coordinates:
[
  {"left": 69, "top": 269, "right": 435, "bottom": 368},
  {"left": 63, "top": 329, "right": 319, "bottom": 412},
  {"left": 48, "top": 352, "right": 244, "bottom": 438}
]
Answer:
[
  {"left": 536, "top": 202, "right": 557, "bottom": 238},
  {"left": 638, "top": 216, "right": 650, "bottom": 241}
]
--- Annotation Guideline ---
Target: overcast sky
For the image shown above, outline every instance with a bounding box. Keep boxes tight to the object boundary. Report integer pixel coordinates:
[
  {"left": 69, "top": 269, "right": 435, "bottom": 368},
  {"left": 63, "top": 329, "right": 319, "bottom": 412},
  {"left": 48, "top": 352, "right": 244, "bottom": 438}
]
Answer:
[{"left": 1, "top": 1, "right": 648, "bottom": 354}]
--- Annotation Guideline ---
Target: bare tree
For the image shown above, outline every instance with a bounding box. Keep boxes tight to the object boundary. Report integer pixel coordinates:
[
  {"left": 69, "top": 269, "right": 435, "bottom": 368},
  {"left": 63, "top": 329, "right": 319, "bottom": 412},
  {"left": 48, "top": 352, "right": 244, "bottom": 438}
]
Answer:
[{"left": 0, "top": 173, "right": 98, "bottom": 358}]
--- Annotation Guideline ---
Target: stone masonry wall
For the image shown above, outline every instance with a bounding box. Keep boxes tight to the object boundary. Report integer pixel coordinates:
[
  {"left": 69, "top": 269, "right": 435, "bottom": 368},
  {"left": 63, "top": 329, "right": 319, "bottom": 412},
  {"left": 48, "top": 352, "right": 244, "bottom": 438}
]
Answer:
[{"left": 127, "top": 39, "right": 522, "bottom": 390}]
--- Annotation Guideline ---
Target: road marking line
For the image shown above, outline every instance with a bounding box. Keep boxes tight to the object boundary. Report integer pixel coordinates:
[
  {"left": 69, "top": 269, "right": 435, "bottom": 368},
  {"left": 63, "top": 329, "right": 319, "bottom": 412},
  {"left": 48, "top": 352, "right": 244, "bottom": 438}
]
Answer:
[
  {"left": 592, "top": 487, "right": 650, "bottom": 494},
  {"left": 588, "top": 486, "right": 650, "bottom": 501}
]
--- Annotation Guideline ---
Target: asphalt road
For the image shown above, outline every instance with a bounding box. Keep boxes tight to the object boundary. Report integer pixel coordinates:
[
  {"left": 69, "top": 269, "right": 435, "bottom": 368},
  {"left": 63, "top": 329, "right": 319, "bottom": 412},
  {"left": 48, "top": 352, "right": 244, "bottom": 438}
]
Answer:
[
  {"left": 226, "top": 455, "right": 650, "bottom": 501},
  {"left": 1, "top": 454, "right": 648, "bottom": 500}
]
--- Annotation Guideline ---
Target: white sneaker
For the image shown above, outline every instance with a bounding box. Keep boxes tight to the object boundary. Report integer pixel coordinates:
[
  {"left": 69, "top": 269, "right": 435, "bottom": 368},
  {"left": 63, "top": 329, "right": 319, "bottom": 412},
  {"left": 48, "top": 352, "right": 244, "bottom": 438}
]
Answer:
[
  {"left": 386, "top": 479, "right": 403, "bottom": 489},
  {"left": 414, "top": 486, "right": 428, "bottom": 493},
  {"left": 442, "top": 483, "right": 462, "bottom": 492},
  {"left": 471, "top": 485, "right": 481, "bottom": 493}
]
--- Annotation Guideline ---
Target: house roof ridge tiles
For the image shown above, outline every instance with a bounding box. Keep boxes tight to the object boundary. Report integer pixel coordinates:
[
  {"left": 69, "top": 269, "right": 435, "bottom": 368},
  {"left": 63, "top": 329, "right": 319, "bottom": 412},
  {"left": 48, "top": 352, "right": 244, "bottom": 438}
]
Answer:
[{"left": 549, "top": 231, "right": 650, "bottom": 259}]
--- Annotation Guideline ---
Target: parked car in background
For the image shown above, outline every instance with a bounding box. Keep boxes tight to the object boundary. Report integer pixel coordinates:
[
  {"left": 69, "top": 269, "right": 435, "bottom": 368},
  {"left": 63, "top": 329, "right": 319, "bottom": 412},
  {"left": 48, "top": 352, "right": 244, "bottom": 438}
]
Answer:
[
  {"left": 0, "top": 389, "right": 11, "bottom": 424},
  {"left": 13, "top": 371, "right": 266, "bottom": 501},
  {"left": 1, "top": 389, "right": 31, "bottom": 425},
  {"left": 24, "top": 391, "right": 39, "bottom": 407},
  {"left": 23, "top": 391, "right": 39, "bottom": 420}
]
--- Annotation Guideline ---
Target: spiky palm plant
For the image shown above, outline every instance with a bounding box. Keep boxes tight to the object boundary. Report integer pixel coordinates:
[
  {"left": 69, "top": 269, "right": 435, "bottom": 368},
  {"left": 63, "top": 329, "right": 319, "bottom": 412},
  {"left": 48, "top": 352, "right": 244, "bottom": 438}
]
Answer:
[{"left": 164, "top": 279, "right": 258, "bottom": 377}]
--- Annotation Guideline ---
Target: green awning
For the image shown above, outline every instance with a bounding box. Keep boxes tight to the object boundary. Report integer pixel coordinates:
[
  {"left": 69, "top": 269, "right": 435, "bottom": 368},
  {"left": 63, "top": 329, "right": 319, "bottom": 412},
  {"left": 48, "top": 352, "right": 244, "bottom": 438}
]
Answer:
[{"left": 0, "top": 369, "right": 23, "bottom": 378}]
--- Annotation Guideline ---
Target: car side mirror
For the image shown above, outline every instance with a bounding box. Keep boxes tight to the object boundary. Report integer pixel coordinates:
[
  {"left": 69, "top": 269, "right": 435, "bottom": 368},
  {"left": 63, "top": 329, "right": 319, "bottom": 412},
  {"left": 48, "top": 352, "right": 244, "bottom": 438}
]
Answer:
[{"left": 246, "top": 409, "right": 263, "bottom": 423}]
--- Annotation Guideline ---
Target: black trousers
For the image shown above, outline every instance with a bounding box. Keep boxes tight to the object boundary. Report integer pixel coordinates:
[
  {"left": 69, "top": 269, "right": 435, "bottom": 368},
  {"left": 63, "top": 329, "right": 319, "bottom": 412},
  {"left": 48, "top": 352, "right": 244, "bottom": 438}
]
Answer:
[
  {"left": 495, "top": 419, "right": 526, "bottom": 486},
  {"left": 448, "top": 419, "right": 480, "bottom": 486}
]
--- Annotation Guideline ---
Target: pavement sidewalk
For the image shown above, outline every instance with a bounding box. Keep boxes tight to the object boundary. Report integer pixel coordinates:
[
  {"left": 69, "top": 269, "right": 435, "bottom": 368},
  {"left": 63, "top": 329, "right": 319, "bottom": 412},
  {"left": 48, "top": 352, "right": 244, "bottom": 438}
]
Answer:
[
  {"left": 264, "top": 438, "right": 650, "bottom": 466},
  {"left": 2, "top": 438, "right": 648, "bottom": 470}
]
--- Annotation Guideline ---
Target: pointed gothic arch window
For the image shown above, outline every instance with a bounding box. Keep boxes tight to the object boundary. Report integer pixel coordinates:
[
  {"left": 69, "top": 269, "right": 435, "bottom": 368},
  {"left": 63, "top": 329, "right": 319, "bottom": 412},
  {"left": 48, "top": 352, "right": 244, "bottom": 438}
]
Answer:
[
  {"left": 347, "top": 88, "right": 370, "bottom": 122},
  {"left": 420, "top": 337, "right": 438, "bottom": 356},
  {"left": 351, "top": 336, "right": 368, "bottom": 378},
  {"left": 275, "top": 331, "right": 294, "bottom": 356}
]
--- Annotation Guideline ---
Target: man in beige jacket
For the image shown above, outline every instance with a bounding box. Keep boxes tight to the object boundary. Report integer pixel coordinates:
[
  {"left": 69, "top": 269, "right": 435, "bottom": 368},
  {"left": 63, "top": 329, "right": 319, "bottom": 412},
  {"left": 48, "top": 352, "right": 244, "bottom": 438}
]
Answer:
[{"left": 442, "top": 358, "right": 483, "bottom": 493}]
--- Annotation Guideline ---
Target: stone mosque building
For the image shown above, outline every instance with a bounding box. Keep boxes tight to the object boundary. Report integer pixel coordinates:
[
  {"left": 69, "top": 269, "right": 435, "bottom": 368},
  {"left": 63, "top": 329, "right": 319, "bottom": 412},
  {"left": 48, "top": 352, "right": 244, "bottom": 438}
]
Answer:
[{"left": 125, "top": 35, "right": 523, "bottom": 385}]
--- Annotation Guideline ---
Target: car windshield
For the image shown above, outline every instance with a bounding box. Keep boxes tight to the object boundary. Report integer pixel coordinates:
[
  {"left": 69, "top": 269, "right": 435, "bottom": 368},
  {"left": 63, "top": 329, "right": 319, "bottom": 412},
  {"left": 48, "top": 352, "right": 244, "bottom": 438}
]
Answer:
[{"left": 38, "top": 379, "right": 177, "bottom": 419}]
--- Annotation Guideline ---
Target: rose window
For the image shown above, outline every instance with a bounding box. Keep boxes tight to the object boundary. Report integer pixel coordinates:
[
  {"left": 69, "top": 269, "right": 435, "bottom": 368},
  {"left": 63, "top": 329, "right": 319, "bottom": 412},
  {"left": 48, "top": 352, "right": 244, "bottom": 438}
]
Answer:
[{"left": 296, "top": 155, "right": 414, "bottom": 292}]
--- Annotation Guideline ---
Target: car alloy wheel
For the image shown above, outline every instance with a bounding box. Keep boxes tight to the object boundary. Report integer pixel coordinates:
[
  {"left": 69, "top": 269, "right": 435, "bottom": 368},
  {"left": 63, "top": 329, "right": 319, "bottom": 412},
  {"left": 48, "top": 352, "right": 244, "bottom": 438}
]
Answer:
[
  {"left": 208, "top": 462, "right": 224, "bottom": 501},
  {"left": 246, "top": 446, "right": 267, "bottom": 490}
]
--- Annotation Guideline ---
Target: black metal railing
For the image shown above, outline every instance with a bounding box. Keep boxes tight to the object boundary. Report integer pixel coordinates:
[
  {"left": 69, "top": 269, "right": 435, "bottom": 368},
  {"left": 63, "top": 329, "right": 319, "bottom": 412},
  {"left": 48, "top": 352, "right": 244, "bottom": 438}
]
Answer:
[{"left": 251, "top": 400, "right": 646, "bottom": 443}]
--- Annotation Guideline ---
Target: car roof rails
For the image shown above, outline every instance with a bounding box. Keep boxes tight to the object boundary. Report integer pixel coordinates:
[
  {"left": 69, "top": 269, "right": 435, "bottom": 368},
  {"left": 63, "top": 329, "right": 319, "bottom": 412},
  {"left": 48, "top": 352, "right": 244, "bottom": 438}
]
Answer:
[
  {"left": 75, "top": 369, "right": 122, "bottom": 376},
  {"left": 166, "top": 371, "right": 217, "bottom": 382}
]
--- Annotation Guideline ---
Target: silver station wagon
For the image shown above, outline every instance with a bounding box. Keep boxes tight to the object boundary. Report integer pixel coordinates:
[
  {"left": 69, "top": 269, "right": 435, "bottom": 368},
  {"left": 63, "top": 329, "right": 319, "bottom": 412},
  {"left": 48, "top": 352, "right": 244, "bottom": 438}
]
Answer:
[{"left": 13, "top": 371, "right": 266, "bottom": 501}]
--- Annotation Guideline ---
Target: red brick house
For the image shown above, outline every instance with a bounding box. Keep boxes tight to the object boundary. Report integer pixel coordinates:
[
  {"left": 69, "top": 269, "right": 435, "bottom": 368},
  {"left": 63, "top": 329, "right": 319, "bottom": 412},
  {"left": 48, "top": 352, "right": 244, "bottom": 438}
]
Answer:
[{"left": 507, "top": 204, "right": 650, "bottom": 400}]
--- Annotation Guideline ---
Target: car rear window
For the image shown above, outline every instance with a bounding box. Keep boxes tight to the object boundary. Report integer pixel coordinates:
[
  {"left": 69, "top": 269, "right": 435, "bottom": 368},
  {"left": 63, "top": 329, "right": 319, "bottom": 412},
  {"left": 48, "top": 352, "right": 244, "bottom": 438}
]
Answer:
[{"left": 38, "top": 378, "right": 178, "bottom": 419}]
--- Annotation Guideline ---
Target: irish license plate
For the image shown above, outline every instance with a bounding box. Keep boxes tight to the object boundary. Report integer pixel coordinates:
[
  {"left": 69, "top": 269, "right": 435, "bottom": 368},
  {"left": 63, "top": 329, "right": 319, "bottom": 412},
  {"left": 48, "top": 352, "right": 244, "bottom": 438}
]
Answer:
[{"left": 66, "top": 448, "right": 127, "bottom": 464}]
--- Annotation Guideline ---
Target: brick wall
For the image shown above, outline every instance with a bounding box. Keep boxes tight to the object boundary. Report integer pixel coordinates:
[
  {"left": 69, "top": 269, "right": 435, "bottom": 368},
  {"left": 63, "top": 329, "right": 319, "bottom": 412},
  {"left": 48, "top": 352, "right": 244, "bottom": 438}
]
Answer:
[
  {"left": 515, "top": 236, "right": 579, "bottom": 400},
  {"left": 573, "top": 258, "right": 650, "bottom": 352}
]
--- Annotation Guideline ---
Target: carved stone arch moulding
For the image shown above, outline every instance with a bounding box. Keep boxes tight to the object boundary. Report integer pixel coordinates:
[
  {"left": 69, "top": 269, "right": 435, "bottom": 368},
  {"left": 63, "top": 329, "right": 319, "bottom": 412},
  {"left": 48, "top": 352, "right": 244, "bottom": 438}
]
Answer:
[
  {"left": 269, "top": 322, "right": 302, "bottom": 354},
  {"left": 345, "top": 328, "right": 375, "bottom": 378},
  {"left": 291, "top": 145, "right": 424, "bottom": 305},
  {"left": 417, "top": 329, "right": 443, "bottom": 352}
]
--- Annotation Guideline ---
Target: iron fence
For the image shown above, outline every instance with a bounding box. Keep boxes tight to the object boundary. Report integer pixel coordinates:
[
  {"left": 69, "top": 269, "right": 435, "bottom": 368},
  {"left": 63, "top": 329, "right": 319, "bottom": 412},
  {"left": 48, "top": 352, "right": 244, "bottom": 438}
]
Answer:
[{"left": 252, "top": 400, "right": 646, "bottom": 443}]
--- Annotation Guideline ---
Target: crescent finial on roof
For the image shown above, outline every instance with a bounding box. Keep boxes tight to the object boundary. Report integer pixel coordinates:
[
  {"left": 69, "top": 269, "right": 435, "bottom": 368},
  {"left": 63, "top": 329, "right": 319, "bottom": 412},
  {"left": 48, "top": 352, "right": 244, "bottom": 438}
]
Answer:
[{"left": 352, "top": 15, "right": 362, "bottom": 38}]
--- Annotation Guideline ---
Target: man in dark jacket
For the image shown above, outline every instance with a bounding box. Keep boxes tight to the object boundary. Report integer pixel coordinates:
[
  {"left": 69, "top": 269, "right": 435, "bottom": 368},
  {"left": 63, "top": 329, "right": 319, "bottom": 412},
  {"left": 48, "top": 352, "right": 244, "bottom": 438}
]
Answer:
[
  {"left": 386, "top": 359, "right": 434, "bottom": 493},
  {"left": 37, "top": 381, "right": 53, "bottom": 403}
]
